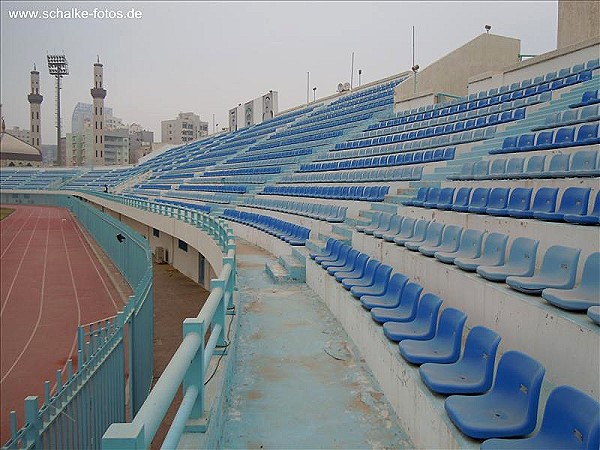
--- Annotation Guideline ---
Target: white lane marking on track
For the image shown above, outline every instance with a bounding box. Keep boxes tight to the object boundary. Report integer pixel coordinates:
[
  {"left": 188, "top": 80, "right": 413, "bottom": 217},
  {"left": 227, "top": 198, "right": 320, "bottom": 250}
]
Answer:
[{"left": 0, "top": 207, "right": 36, "bottom": 258}]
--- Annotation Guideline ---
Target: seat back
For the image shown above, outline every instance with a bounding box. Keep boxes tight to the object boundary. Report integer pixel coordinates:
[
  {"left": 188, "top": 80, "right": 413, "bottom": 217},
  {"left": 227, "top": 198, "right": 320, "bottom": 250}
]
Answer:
[
  {"left": 505, "top": 157, "right": 524, "bottom": 176},
  {"left": 548, "top": 153, "right": 570, "bottom": 173},
  {"left": 422, "top": 222, "right": 445, "bottom": 244},
  {"left": 460, "top": 326, "right": 501, "bottom": 388},
  {"left": 411, "top": 219, "right": 430, "bottom": 241},
  {"left": 491, "top": 351, "right": 545, "bottom": 431},
  {"left": 436, "top": 308, "right": 468, "bottom": 343},
  {"left": 398, "top": 217, "right": 417, "bottom": 237},
  {"left": 425, "top": 188, "right": 441, "bottom": 205},
  {"left": 507, "top": 237, "right": 539, "bottom": 273},
  {"left": 470, "top": 187, "right": 491, "bottom": 207},
  {"left": 558, "top": 187, "right": 591, "bottom": 215},
  {"left": 415, "top": 187, "right": 429, "bottom": 202},
  {"left": 438, "top": 187, "right": 456, "bottom": 206},
  {"left": 489, "top": 159, "right": 507, "bottom": 176},
  {"left": 386, "top": 273, "right": 409, "bottom": 297},
  {"left": 525, "top": 155, "right": 546, "bottom": 174},
  {"left": 579, "top": 252, "right": 600, "bottom": 296},
  {"left": 454, "top": 187, "right": 472, "bottom": 206},
  {"left": 439, "top": 225, "right": 463, "bottom": 249},
  {"left": 414, "top": 293, "right": 443, "bottom": 329},
  {"left": 473, "top": 160, "right": 490, "bottom": 177},
  {"left": 397, "top": 282, "right": 424, "bottom": 319},
  {"left": 536, "top": 385, "right": 600, "bottom": 449},
  {"left": 570, "top": 149, "right": 598, "bottom": 172},
  {"left": 576, "top": 123, "right": 599, "bottom": 144},
  {"left": 507, "top": 187, "right": 533, "bottom": 211},
  {"left": 487, "top": 187, "right": 510, "bottom": 209},
  {"left": 539, "top": 245, "right": 581, "bottom": 287},
  {"left": 458, "top": 229, "right": 485, "bottom": 256},
  {"left": 531, "top": 187, "right": 559, "bottom": 213},
  {"left": 373, "top": 264, "right": 394, "bottom": 287},
  {"left": 591, "top": 191, "right": 600, "bottom": 217}
]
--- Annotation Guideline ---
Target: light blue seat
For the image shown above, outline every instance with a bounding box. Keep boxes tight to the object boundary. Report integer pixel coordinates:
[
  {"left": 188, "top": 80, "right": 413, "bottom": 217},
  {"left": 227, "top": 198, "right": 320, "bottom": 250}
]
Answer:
[
  {"left": 365, "top": 212, "right": 392, "bottom": 235},
  {"left": 588, "top": 306, "right": 600, "bottom": 325},
  {"left": 436, "top": 229, "right": 485, "bottom": 264},
  {"left": 309, "top": 238, "right": 337, "bottom": 260},
  {"left": 399, "top": 308, "right": 467, "bottom": 364},
  {"left": 371, "top": 282, "right": 423, "bottom": 324},
  {"left": 394, "top": 218, "right": 428, "bottom": 246},
  {"left": 381, "top": 215, "right": 405, "bottom": 241},
  {"left": 477, "top": 237, "right": 539, "bottom": 282},
  {"left": 517, "top": 154, "right": 546, "bottom": 178},
  {"left": 481, "top": 385, "right": 600, "bottom": 450},
  {"left": 489, "top": 187, "right": 532, "bottom": 217},
  {"left": 341, "top": 258, "right": 380, "bottom": 290},
  {"left": 351, "top": 264, "right": 393, "bottom": 298},
  {"left": 383, "top": 293, "right": 443, "bottom": 342},
  {"left": 564, "top": 191, "right": 600, "bottom": 225},
  {"left": 454, "top": 232, "right": 508, "bottom": 272},
  {"left": 542, "top": 252, "right": 599, "bottom": 310},
  {"left": 544, "top": 153, "right": 571, "bottom": 178},
  {"left": 361, "top": 273, "right": 409, "bottom": 310},
  {"left": 445, "top": 351, "right": 545, "bottom": 439},
  {"left": 506, "top": 245, "right": 581, "bottom": 295},
  {"left": 568, "top": 149, "right": 600, "bottom": 177},
  {"left": 314, "top": 241, "right": 344, "bottom": 264},
  {"left": 320, "top": 245, "right": 351, "bottom": 269},
  {"left": 534, "top": 187, "right": 591, "bottom": 222},
  {"left": 373, "top": 214, "right": 400, "bottom": 238},
  {"left": 356, "top": 211, "right": 383, "bottom": 233},
  {"left": 405, "top": 222, "right": 444, "bottom": 251},
  {"left": 487, "top": 158, "right": 507, "bottom": 179},
  {"left": 420, "top": 326, "right": 500, "bottom": 395},
  {"left": 419, "top": 224, "right": 463, "bottom": 257},
  {"left": 326, "top": 249, "right": 359, "bottom": 275}
]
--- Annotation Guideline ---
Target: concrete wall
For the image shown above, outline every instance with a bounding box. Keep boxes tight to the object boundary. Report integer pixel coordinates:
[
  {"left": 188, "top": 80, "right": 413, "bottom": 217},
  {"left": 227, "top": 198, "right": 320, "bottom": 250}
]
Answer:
[
  {"left": 558, "top": 0, "right": 600, "bottom": 49},
  {"left": 395, "top": 33, "right": 521, "bottom": 109}
]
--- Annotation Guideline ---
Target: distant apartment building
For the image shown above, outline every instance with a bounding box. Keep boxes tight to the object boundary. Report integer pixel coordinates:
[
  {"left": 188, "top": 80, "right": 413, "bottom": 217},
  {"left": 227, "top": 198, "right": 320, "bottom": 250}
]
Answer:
[
  {"left": 66, "top": 122, "right": 129, "bottom": 167},
  {"left": 5, "top": 126, "right": 31, "bottom": 143},
  {"left": 161, "top": 112, "right": 208, "bottom": 144},
  {"left": 71, "top": 102, "right": 114, "bottom": 134},
  {"left": 128, "top": 123, "right": 154, "bottom": 164}
]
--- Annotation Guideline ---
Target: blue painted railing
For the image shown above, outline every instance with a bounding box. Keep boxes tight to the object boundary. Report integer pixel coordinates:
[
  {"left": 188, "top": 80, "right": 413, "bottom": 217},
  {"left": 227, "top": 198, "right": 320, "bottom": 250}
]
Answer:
[
  {"left": 84, "top": 193, "right": 237, "bottom": 449},
  {"left": 0, "top": 192, "right": 153, "bottom": 450}
]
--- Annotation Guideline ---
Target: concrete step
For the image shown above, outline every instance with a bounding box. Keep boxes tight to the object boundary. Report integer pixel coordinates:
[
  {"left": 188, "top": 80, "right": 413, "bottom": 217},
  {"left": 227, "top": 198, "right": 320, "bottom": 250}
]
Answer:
[
  {"left": 265, "top": 260, "right": 291, "bottom": 283},
  {"left": 387, "top": 195, "right": 410, "bottom": 205},
  {"left": 370, "top": 202, "right": 398, "bottom": 214},
  {"left": 280, "top": 253, "right": 306, "bottom": 282},
  {"left": 318, "top": 231, "right": 351, "bottom": 244},
  {"left": 331, "top": 224, "right": 353, "bottom": 239},
  {"left": 291, "top": 246, "right": 310, "bottom": 264},
  {"left": 305, "top": 238, "right": 326, "bottom": 254}
]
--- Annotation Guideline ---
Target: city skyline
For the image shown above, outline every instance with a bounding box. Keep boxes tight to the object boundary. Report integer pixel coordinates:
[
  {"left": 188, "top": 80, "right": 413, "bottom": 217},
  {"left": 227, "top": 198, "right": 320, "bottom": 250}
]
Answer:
[{"left": 1, "top": 1, "right": 559, "bottom": 146}]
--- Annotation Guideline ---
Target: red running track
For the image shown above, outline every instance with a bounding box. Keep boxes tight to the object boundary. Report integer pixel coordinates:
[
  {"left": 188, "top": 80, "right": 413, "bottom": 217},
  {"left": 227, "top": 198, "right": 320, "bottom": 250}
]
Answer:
[{"left": 0, "top": 205, "right": 124, "bottom": 444}]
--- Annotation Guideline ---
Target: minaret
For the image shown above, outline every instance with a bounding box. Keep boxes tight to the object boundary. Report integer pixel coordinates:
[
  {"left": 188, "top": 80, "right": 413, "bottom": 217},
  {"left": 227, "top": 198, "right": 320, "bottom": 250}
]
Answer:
[
  {"left": 90, "top": 57, "right": 106, "bottom": 165},
  {"left": 27, "top": 64, "right": 43, "bottom": 149}
]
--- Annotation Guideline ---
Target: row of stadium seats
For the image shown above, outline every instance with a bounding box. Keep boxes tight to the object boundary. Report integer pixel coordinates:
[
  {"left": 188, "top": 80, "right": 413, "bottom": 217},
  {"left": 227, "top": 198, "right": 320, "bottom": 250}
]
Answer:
[
  {"left": 450, "top": 150, "right": 599, "bottom": 181},
  {"left": 403, "top": 186, "right": 599, "bottom": 224},
  {"left": 532, "top": 104, "right": 599, "bottom": 131},
  {"left": 177, "top": 184, "right": 247, "bottom": 194},
  {"left": 490, "top": 122, "right": 599, "bottom": 154},
  {"left": 356, "top": 213, "right": 598, "bottom": 311},
  {"left": 280, "top": 165, "right": 423, "bottom": 183},
  {"left": 309, "top": 239, "right": 599, "bottom": 445},
  {"left": 272, "top": 112, "right": 372, "bottom": 139},
  {"left": 225, "top": 147, "right": 312, "bottom": 164},
  {"left": 260, "top": 185, "right": 390, "bottom": 201},
  {"left": 242, "top": 197, "right": 347, "bottom": 223},
  {"left": 154, "top": 198, "right": 211, "bottom": 214},
  {"left": 300, "top": 148, "right": 455, "bottom": 173},
  {"left": 570, "top": 89, "right": 600, "bottom": 108},
  {"left": 221, "top": 209, "right": 310, "bottom": 246},
  {"left": 203, "top": 167, "right": 281, "bottom": 177},
  {"left": 248, "top": 130, "right": 342, "bottom": 151}
]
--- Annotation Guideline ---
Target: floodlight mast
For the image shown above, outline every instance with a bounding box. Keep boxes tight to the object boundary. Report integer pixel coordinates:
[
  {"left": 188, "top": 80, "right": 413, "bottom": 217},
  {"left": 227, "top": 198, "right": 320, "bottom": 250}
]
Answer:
[{"left": 47, "top": 54, "right": 69, "bottom": 166}]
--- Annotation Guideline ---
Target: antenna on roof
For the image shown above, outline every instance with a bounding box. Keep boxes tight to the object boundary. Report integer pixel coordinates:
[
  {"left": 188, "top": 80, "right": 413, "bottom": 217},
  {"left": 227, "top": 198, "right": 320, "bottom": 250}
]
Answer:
[
  {"left": 33, "top": 63, "right": 36, "bottom": 71},
  {"left": 97, "top": 54, "right": 100, "bottom": 63},
  {"left": 412, "top": 25, "right": 415, "bottom": 68}
]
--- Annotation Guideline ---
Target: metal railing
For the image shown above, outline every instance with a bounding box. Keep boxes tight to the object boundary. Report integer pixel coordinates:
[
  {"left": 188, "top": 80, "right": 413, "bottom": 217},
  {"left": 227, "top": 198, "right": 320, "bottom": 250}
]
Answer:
[{"left": 90, "top": 192, "right": 236, "bottom": 449}]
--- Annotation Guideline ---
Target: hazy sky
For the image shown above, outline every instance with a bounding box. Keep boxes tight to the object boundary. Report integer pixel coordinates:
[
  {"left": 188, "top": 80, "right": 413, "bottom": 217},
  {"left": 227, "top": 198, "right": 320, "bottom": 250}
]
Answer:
[{"left": 1, "top": 1, "right": 558, "bottom": 144}]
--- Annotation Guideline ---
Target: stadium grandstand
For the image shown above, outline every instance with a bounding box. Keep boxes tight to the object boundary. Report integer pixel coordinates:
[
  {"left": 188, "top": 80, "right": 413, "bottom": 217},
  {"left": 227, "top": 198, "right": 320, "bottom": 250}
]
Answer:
[{"left": 1, "top": 2, "right": 599, "bottom": 449}]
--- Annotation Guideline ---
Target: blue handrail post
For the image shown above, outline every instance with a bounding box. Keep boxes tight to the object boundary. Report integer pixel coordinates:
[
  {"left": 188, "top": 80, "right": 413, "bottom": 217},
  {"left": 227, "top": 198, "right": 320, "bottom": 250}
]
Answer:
[
  {"left": 210, "top": 279, "right": 227, "bottom": 348},
  {"left": 182, "top": 318, "right": 206, "bottom": 432},
  {"left": 24, "top": 396, "right": 41, "bottom": 448},
  {"left": 102, "top": 422, "right": 145, "bottom": 449}
]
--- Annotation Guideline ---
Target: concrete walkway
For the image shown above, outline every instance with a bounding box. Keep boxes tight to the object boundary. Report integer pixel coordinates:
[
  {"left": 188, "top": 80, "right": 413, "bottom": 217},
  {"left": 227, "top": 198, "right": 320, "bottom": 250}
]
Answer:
[{"left": 221, "top": 239, "right": 412, "bottom": 449}]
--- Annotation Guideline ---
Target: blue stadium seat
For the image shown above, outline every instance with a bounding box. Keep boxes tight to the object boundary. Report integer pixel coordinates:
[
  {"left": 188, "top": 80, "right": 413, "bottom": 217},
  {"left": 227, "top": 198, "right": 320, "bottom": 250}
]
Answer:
[
  {"left": 450, "top": 187, "right": 473, "bottom": 212},
  {"left": 361, "top": 273, "right": 409, "bottom": 310},
  {"left": 534, "top": 187, "right": 591, "bottom": 222},
  {"left": 489, "top": 187, "right": 532, "bottom": 216},
  {"left": 341, "top": 259, "right": 381, "bottom": 290},
  {"left": 482, "top": 187, "right": 510, "bottom": 215},
  {"left": 471, "top": 160, "right": 490, "bottom": 179},
  {"left": 477, "top": 237, "right": 539, "bottom": 282},
  {"left": 487, "top": 159, "right": 507, "bottom": 179},
  {"left": 481, "top": 385, "right": 600, "bottom": 450},
  {"left": 334, "top": 253, "right": 369, "bottom": 282},
  {"left": 380, "top": 215, "right": 404, "bottom": 240},
  {"left": 309, "top": 238, "right": 337, "bottom": 260},
  {"left": 422, "top": 188, "right": 442, "bottom": 208},
  {"left": 449, "top": 162, "right": 475, "bottom": 180},
  {"left": 588, "top": 306, "right": 600, "bottom": 325},
  {"left": 420, "top": 326, "right": 500, "bottom": 395},
  {"left": 506, "top": 245, "right": 581, "bottom": 295},
  {"left": 534, "top": 130, "right": 555, "bottom": 150},
  {"left": 383, "top": 293, "right": 443, "bottom": 342},
  {"left": 467, "top": 188, "right": 492, "bottom": 213},
  {"left": 542, "top": 252, "right": 599, "bottom": 310},
  {"left": 564, "top": 190, "right": 600, "bottom": 224},
  {"left": 365, "top": 213, "right": 392, "bottom": 235},
  {"left": 357, "top": 212, "right": 383, "bottom": 233},
  {"left": 399, "top": 308, "right": 467, "bottom": 365},
  {"left": 499, "top": 157, "right": 525, "bottom": 179},
  {"left": 435, "top": 229, "right": 485, "bottom": 264},
  {"left": 542, "top": 153, "right": 570, "bottom": 177},
  {"left": 326, "top": 248, "right": 359, "bottom": 276},
  {"left": 405, "top": 222, "right": 444, "bottom": 251},
  {"left": 394, "top": 218, "right": 427, "bottom": 246},
  {"left": 436, "top": 187, "right": 456, "bottom": 210},
  {"left": 510, "top": 187, "right": 558, "bottom": 218},
  {"left": 419, "top": 225, "right": 463, "bottom": 257},
  {"left": 319, "top": 244, "right": 350, "bottom": 268},
  {"left": 574, "top": 123, "right": 600, "bottom": 146},
  {"left": 454, "top": 232, "right": 508, "bottom": 272},
  {"left": 350, "top": 264, "right": 393, "bottom": 298},
  {"left": 371, "top": 282, "right": 423, "bottom": 324},
  {"left": 567, "top": 149, "right": 600, "bottom": 177},
  {"left": 445, "top": 351, "right": 545, "bottom": 439},
  {"left": 402, "top": 187, "right": 429, "bottom": 206},
  {"left": 581, "top": 104, "right": 600, "bottom": 122}
]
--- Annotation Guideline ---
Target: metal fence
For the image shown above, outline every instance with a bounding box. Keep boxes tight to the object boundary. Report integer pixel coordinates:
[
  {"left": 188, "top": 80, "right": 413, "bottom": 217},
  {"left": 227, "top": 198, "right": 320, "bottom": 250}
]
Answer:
[{"left": 1, "top": 192, "right": 153, "bottom": 450}]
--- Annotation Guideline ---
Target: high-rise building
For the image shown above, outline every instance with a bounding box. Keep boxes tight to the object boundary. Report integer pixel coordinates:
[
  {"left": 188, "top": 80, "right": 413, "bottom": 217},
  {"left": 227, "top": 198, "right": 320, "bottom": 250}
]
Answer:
[
  {"left": 27, "top": 65, "right": 43, "bottom": 149},
  {"left": 128, "top": 123, "right": 153, "bottom": 164},
  {"left": 161, "top": 112, "right": 208, "bottom": 144},
  {"left": 90, "top": 58, "right": 106, "bottom": 165},
  {"left": 71, "top": 102, "right": 113, "bottom": 134}
]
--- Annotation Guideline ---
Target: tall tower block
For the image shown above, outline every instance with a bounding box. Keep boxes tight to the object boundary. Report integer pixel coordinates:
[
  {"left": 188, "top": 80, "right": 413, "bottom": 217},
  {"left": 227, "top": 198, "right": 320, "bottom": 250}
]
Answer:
[
  {"left": 90, "top": 58, "right": 106, "bottom": 165},
  {"left": 27, "top": 65, "right": 43, "bottom": 149}
]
